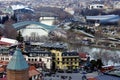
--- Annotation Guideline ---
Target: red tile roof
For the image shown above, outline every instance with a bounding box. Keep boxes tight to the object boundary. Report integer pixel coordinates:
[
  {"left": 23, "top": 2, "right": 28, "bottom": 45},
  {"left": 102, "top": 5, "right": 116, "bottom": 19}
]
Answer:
[
  {"left": 88, "top": 78, "right": 97, "bottom": 80},
  {"left": 0, "top": 41, "right": 11, "bottom": 46},
  {"left": 29, "top": 70, "right": 40, "bottom": 77},
  {"left": 0, "top": 67, "right": 4, "bottom": 73},
  {"left": 0, "top": 77, "right": 7, "bottom": 80},
  {"left": 79, "top": 52, "right": 88, "bottom": 60},
  {"left": 0, "top": 61, "right": 9, "bottom": 65},
  {"left": 29, "top": 66, "right": 36, "bottom": 70}
]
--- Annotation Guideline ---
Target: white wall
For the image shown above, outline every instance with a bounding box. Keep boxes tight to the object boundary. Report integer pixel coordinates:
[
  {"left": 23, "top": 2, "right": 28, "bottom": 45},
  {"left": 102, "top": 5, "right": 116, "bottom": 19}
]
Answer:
[{"left": 0, "top": 55, "right": 52, "bottom": 69}]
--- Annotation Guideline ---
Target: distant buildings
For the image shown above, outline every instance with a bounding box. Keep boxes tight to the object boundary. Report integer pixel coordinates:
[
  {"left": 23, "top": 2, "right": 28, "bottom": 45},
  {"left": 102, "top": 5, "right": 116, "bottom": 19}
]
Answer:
[
  {"left": 64, "top": 7, "right": 75, "bottom": 15},
  {"left": 0, "top": 51, "right": 52, "bottom": 70},
  {"left": 88, "top": 4, "right": 105, "bottom": 10},
  {"left": 86, "top": 14, "right": 120, "bottom": 24},
  {"left": 113, "top": 1, "right": 120, "bottom": 9},
  {"left": 0, "top": 0, "right": 20, "bottom": 1}
]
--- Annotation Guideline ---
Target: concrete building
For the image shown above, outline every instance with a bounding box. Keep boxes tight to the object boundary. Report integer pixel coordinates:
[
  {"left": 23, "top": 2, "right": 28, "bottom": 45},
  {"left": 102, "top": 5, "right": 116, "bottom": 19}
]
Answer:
[
  {"left": 26, "top": 51, "right": 52, "bottom": 69},
  {"left": 51, "top": 50, "right": 80, "bottom": 70},
  {"left": 88, "top": 4, "right": 104, "bottom": 9},
  {"left": 113, "top": 1, "right": 120, "bottom": 9},
  {"left": 0, "top": 50, "right": 52, "bottom": 70}
]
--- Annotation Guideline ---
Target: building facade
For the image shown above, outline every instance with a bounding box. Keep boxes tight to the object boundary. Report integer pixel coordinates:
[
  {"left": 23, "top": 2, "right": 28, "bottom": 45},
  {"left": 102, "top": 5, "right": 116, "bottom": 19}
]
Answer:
[
  {"left": 0, "top": 50, "right": 52, "bottom": 70},
  {"left": 51, "top": 50, "right": 80, "bottom": 70},
  {"left": 88, "top": 4, "right": 104, "bottom": 10}
]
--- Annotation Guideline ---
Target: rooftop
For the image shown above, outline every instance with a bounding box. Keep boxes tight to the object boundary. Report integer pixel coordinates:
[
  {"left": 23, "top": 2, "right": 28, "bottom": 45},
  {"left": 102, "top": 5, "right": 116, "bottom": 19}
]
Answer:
[
  {"left": 62, "top": 52, "right": 78, "bottom": 56},
  {"left": 12, "top": 21, "right": 56, "bottom": 31},
  {"left": 7, "top": 48, "right": 29, "bottom": 70}
]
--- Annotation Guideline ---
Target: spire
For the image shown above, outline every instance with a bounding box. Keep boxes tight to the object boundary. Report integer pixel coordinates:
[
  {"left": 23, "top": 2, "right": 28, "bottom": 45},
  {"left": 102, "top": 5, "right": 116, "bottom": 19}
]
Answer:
[{"left": 7, "top": 48, "right": 29, "bottom": 70}]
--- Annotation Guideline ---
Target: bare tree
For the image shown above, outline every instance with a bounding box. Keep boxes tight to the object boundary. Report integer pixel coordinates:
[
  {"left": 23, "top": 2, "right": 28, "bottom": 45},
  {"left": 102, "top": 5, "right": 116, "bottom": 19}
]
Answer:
[{"left": 3, "top": 19, "right": 17, "bottom": 39}]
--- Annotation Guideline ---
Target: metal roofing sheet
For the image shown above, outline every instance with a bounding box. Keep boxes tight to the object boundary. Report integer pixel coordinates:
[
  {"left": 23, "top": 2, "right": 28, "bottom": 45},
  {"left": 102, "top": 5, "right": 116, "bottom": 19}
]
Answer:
[{"left": 7, "top": 48, "right": 29, "bottom": 70}]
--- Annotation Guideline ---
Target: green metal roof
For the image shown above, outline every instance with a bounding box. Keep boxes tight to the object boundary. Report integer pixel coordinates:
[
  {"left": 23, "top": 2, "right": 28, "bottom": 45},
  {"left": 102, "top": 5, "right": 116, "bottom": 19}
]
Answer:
[
  {"left": 12, "top": 21, "right": 57, "bottom": 31},
  {"left": 7, "top": 48, "right": 29, "bottom": 70}
]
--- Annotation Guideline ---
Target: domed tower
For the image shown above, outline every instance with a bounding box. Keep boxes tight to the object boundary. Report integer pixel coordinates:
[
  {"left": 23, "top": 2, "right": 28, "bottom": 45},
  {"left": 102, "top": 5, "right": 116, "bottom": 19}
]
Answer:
[{"left": 7, "top": 48, "right": 29, "bottom": 80}]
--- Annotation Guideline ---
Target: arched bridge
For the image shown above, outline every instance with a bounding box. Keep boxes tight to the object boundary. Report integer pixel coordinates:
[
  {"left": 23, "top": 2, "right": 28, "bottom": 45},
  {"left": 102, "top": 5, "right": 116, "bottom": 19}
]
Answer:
[{"left": 12, "top": 21, "right": 57, "bottom": 31}]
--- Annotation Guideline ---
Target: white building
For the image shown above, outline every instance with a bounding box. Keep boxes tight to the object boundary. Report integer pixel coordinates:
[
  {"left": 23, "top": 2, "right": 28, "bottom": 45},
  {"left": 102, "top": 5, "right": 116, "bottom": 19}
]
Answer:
[
  {"left": 39, "top": 17, "right": 56, "bottom": 26},
  {"left": 88, "top": 4, "right": 104, "bottom": 9},
  {"left": 64, "top": 7, "right": 75, "bottom": 15},
  {"left": 0, "top": 51, "right": 52, "bottom": 69},
  {"left": 113, "top": 1, "right": 120, "bottom": 9},
  {"left": 0, "top": 37, "right": 18, "bottom": 44}
]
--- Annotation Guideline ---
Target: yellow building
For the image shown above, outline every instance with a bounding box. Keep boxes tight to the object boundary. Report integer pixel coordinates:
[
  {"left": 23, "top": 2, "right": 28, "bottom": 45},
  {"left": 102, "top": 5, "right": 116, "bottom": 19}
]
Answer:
[
  {"left": 51, "top": 50, "right": 63, "bottom": 69},
  {"left": 51, "top": 50, "right": 80, "bottom": 70}
]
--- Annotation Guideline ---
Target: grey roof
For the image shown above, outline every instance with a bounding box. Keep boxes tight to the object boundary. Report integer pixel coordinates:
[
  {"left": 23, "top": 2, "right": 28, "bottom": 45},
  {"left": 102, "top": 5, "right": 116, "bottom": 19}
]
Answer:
[
  {"left": 86, "top": 15, "right": 119, "bottom": 20},
  {"left": 40, "top": 42, "right": 67, "bottom": 49},
  {"left": 86, "top": 15, "right": 120, "bottom": 23},
  {"left": 62, "top": 52, "right": 78, "bottom": 56},
  {"left": 7, "top": 48, "right": 29, "bottom": 70}
]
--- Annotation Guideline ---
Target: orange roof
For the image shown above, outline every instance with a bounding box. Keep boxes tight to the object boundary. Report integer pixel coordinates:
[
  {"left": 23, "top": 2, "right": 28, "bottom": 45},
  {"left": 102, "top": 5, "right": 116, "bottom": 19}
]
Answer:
[
  {"left": 0, "top": 77, "right": 7, "bottom": 80},
  {"left": 79, "top": 52, "right": 88, "bottom": 60},
  {"left": 0, "top": 67, "right": 4, "bottom": 72},
  {"left": 0, "top": 41, "right": 11, "bottom": 45},
  {"left": 29, "top": 66, "right": 36, "bottom": 70},
  {"left": 88, "top": 78, "right": 97, "bottom": 80},
  {"left": 0, "top": 61, "right": 8, "bottom": 65},
  {"left": 29, "top": 70, "right": 40, "bottom": 77}
]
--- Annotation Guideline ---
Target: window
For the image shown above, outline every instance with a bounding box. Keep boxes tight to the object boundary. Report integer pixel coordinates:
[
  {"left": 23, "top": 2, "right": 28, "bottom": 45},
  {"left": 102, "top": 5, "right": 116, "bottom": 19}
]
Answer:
[
  {"left": 57, "top": 58, "right": 59, "bottom": 60},
  {"left": 67, "top": 59, "right": 69, "bottom": 61},
  {"left": 6, "top": 58, "right": 9, "bottom": 60},
  {"left": 75, "top": 62, "right": 77, "bottom": 64},
  {"left": 45, "top": 54, "right": 48, "bottom": 57},
  {"left": 74, "top": 58, "right": 76, "bottom": 61},
  {"left": 39, "top": 58, "right": 41, "bottom": 61},
  {"left": 47, "top": 59, "right": 49, "bottom": 62},
  {"left": 35, "top": 59, "right": 37, "bottom": 61},
  {"left": 69, "top": 59, "right": 71, "bottom": 61},
  {"left": 28, "top": 59, "right": 30, "bottom": 61}
]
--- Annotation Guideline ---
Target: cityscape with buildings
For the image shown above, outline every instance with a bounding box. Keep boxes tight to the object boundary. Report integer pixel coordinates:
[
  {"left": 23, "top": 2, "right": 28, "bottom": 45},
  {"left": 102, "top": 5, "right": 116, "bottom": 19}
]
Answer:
[{"left": 0, "top": 0, "right": 120, "bottom": 80}]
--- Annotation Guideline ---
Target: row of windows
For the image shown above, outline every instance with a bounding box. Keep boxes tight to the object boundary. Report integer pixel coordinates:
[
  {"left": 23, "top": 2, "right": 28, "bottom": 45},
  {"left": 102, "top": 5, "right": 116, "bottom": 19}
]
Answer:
[
  {"left": 27, "top": 58, "right": 50, "bottom": 62},
  {"left": 29, "top": 53, "right": 50, "bottom": 57},
  {"left": 62, "top": 58, "right": 79, "bottom": 61},
  {"left": 0, "top": 57, "right": 50, "bottom": 62},
  {"left": 62, "top": 53, "right": 78, "bottom": 56},
  {"left": 1, "top": 57, "right": 9, "bottom": 60},
  {"left": 57, "top": 62, "right": 78, "bottom": 65}
]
